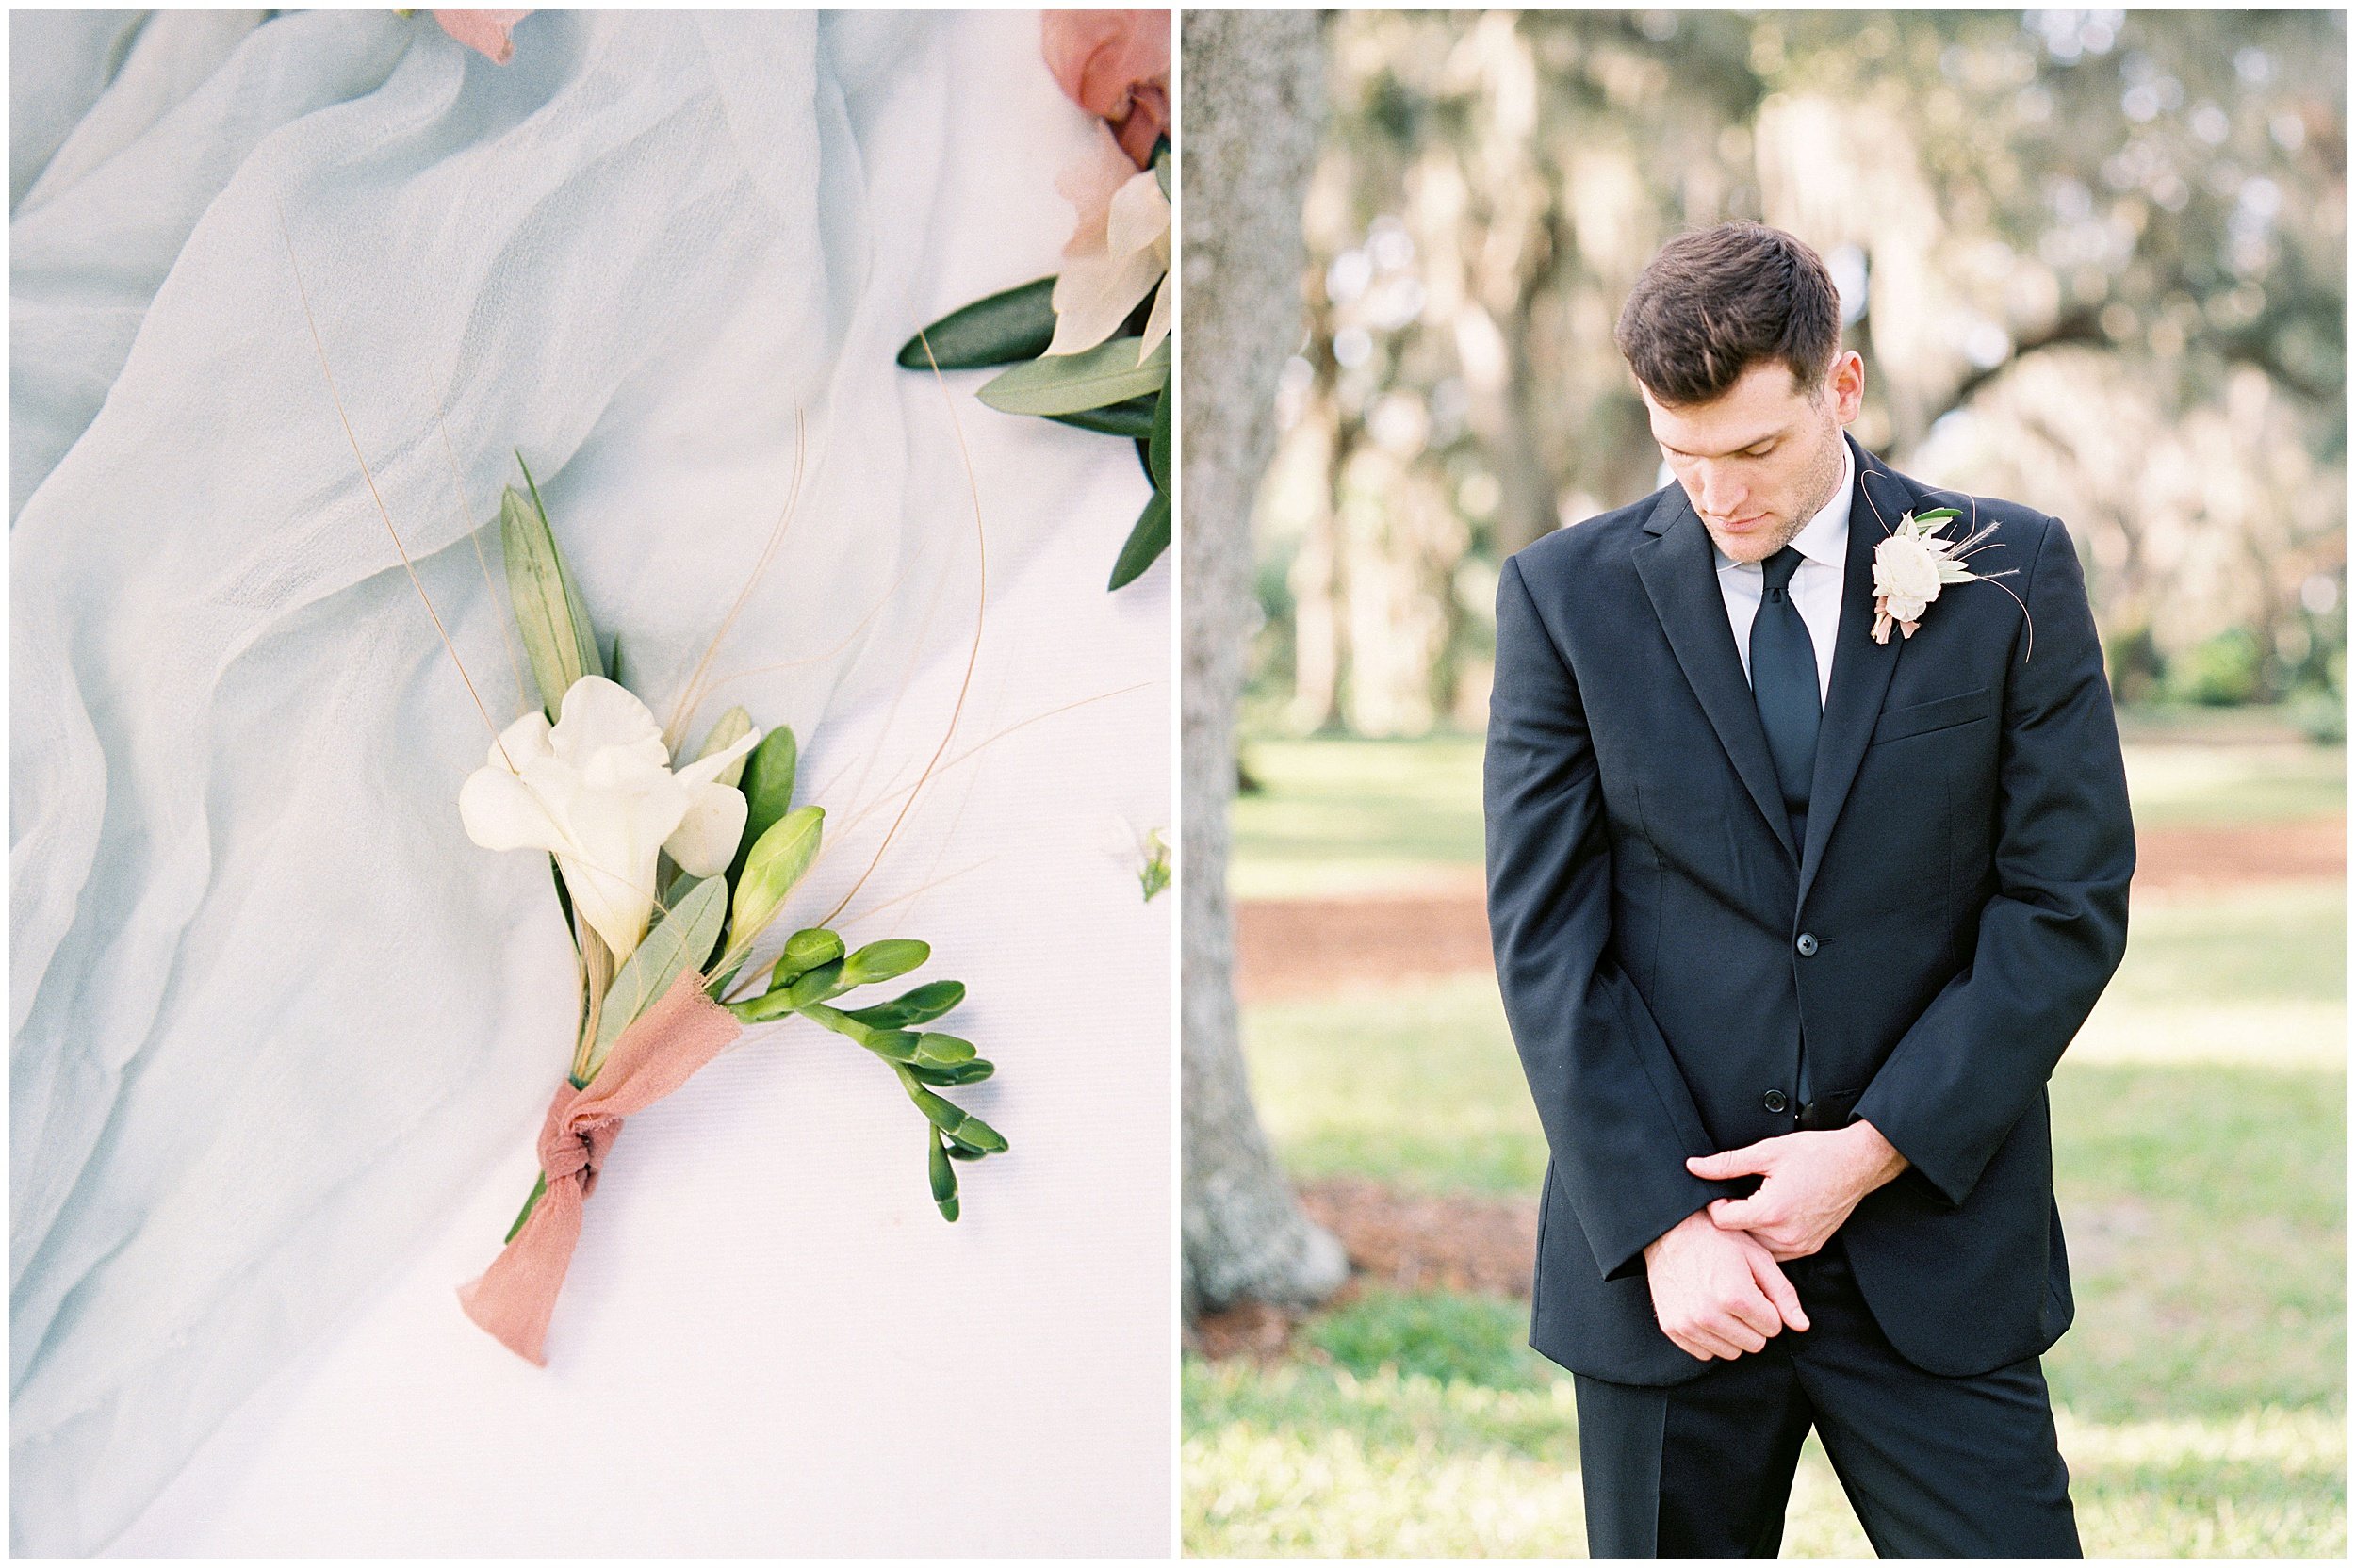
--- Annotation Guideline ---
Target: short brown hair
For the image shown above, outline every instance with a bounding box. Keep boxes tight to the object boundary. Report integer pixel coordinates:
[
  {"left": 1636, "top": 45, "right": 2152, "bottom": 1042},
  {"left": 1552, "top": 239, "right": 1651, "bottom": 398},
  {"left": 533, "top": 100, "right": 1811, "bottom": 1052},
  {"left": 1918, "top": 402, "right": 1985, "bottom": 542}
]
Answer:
[{"left": 1613, "top": 222, "right": 1842, "bottom": 406}]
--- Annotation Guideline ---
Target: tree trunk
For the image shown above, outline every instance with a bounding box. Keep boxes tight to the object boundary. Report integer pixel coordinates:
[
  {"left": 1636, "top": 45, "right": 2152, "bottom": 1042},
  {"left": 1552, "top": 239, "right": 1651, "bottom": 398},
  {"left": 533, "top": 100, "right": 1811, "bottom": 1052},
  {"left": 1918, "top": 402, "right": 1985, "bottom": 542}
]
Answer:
[{"left": 1179, "top": 9, "right": 1350, "bottom": 1315}]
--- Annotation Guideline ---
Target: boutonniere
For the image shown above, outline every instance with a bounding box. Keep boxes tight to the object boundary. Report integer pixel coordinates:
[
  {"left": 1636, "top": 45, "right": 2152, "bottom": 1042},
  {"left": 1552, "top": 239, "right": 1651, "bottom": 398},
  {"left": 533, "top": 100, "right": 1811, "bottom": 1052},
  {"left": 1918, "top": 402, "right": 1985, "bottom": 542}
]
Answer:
[
  {"left": 446, "top": 466, "right": 1009, "bottom": 1364},
  {"left": 1870, "top": 508, "right": 2020, "bottom": 645}
]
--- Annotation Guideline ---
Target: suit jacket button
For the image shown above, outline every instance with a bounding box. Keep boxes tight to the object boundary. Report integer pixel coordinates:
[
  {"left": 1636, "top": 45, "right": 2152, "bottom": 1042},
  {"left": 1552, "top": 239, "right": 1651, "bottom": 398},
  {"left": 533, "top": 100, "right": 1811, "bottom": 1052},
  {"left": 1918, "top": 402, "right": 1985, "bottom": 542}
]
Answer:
[
  {"left": 1795, "top": 932, "right": 1820, "bottom": 956},
  {"left": 1762, "top": 1089, "right": 1789, "bottom": 1114}
]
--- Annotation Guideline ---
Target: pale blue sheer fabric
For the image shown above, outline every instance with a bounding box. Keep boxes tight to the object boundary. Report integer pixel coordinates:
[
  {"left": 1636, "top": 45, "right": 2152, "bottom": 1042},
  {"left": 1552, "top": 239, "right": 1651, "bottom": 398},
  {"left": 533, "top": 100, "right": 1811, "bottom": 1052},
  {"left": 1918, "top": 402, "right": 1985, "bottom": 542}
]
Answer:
[{"left": 11, "top": 11, "right": 1112, "bottom": 1550}]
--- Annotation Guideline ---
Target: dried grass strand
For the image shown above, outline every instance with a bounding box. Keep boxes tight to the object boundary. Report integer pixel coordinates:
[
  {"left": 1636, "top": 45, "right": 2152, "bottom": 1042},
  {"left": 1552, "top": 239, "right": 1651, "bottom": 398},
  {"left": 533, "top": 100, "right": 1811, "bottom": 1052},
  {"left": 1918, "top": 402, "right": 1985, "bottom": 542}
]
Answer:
[
  {"left": 813, "top": 328, "right": 987, "bottom": 929},
  {"left": 664, "top": 412, "right": 810, "bottom": 756},
  {"left": 278, "top": 200, "right": 513, "bottom": 768}
]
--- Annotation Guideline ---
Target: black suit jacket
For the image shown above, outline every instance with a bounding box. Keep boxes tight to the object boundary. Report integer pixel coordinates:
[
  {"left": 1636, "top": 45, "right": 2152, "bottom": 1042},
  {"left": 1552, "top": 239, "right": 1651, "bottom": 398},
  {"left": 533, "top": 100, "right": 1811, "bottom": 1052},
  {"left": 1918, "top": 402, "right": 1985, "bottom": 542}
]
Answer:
[{"left": 1483, "top": 433, "right": 2134, "bottom": 1385}]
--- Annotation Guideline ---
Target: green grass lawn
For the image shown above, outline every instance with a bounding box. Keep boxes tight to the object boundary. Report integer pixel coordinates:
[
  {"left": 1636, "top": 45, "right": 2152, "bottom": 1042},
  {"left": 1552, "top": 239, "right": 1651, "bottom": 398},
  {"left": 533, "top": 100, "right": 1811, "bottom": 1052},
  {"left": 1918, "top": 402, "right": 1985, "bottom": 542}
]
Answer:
[
  {"left": 1244, "top": 882, "right": 2346, "bottom": 1196},
  {"left": 1192, "top": 731, "right": 2345, "bottom": 1557},
  {"left": 1230, "top": 728, "right": 2345, "bottom": 897},
  {"left": 1232, "top": 734, "right": 1487, "bottom": 898}
]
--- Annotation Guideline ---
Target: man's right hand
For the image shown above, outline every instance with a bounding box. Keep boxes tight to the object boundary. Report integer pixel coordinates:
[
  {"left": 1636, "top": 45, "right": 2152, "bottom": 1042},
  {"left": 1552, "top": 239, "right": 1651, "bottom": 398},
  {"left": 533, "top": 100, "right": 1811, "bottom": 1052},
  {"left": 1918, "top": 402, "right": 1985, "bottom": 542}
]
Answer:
[{"left": 1642, "top": 1207, "right": 1811, "bottom": 1361}]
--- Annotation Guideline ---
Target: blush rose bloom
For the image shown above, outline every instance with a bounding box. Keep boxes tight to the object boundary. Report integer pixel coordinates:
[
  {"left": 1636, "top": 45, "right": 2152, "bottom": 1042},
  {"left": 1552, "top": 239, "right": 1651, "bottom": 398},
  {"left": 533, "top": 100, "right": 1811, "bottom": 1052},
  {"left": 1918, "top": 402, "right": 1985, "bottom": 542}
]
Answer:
[
  {"left": 434, "top": 10, "right": 532, "bottom": 64},
  {"left": 1042, "top": 10, "right": 1170, "bottom": 170}
]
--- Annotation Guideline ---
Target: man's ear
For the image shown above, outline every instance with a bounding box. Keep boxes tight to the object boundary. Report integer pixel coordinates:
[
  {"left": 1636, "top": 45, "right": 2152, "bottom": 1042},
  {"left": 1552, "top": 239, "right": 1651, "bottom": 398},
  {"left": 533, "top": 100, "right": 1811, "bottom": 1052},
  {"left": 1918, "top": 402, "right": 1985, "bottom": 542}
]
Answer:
[{"left": 1828, "top": 351, "right": 1867, "bottom": 422}]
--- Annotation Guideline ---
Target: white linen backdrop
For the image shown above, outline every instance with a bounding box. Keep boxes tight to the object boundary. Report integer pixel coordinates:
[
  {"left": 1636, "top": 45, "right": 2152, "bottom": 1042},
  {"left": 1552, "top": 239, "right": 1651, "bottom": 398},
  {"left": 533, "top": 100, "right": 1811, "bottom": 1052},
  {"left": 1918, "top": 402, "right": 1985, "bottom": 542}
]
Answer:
[{"left": 11, "top": 10, "right": 1171, "bottom": 1555}]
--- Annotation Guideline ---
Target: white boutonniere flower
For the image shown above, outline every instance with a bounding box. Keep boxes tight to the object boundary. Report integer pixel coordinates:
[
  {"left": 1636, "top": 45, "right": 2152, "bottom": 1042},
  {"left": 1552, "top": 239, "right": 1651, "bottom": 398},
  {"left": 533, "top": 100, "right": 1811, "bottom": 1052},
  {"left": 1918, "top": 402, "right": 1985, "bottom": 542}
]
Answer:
[
  {"left": 459, "top": 675, "right": 760, "bottom": 964},
  {"left": 1870, "top": 508, "right": 2018, "bottom": 645}
]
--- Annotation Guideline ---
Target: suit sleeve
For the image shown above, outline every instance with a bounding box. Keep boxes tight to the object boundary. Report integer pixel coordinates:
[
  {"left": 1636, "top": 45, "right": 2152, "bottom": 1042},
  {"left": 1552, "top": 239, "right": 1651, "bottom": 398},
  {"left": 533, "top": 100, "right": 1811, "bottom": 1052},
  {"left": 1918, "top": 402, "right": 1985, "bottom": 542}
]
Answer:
[
  {"left": 1850, "top": 517, "right": 2135, "bottom": 1206},
  {"left": 1485, "top": 552, "right": 1742, "bottom": 1281}
]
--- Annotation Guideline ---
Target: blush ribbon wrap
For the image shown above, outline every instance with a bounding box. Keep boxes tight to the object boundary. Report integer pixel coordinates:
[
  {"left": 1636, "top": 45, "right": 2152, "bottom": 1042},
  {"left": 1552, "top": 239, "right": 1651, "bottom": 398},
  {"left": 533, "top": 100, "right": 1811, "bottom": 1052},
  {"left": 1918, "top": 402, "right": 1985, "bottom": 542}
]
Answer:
[{"left": 458, "top": 972, "right": 744, "bottom": 1364}]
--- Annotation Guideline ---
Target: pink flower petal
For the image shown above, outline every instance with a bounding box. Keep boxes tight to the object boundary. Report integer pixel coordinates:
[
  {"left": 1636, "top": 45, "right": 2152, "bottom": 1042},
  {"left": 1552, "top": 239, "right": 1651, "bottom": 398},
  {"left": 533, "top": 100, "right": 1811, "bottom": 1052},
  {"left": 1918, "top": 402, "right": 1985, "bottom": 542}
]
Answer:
[
  {"left": 1042, "top": 10, "right": 1170, "bottom": 170},
  {"left": 434, "top": 10, "right": 532, "bottom": 65}
]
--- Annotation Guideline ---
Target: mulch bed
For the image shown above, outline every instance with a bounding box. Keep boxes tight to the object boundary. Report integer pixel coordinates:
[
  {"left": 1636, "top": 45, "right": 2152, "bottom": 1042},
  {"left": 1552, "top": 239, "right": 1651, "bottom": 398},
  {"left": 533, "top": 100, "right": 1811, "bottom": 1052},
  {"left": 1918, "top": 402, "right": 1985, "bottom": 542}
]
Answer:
[{"left": 1189, "top": 1178, "right": 1538, "bottom": 1364}]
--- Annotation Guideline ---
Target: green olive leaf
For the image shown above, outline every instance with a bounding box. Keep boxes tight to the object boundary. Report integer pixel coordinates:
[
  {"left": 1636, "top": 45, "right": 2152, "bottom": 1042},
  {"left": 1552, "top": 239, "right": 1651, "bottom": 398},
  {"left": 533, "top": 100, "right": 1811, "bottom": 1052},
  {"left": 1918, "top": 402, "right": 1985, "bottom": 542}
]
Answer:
[
  {"left": 729, "top": 726, "right": 800, "bottom": 888},
  {"left": 897, "top": 277, "right": 1058, "bottom": 370},
  {"left": 977, "top": 336, "right": 1170, "bottom": 416},
  {"left": 588, "top": 875, "right": 727, "bottom": 1074},
  {"left": 1047, "top": 393, "right": 1159, "bottom": 438},
  {"left": 499, "top": 464, "right": 601, "bottom": 718},
  {"left": 1108, "top": 488, "right": 1170, "bottom": 591},
  {"left": 1148, "top": 384, "right": 1171, "bottom": 492}
]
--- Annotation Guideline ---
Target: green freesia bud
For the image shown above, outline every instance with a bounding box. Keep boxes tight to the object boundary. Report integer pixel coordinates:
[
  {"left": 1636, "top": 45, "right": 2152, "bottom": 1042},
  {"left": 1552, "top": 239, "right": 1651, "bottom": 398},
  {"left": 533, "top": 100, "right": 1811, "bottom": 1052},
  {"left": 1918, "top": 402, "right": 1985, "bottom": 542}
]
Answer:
[
  {"left": 771, "top": 927, "right": 844, "bottom": 988},
  {"left": 728, "top": 989, "right": 797, "bottom": 1024},
  {"left": 914, "top": 1032, "right": 976, "bottom": 1066},
  {"left": 911, "top": 1087, "right": 965, "bottom": 1132},
  {"left": 731, "top": 805, "right": 824, "bottom": 942},
  {"left": 840, "top": 939, "right": 929, "bottom": 988},
  {"left": 907, "top": 1057, "right": 996, "bottom": 1087},
  {"left": 864, "top": 1030, "right": 921, "bottom": 1063},
  {"left": 929, "top": 1135, "right": 957, "bottom": 1204},
  {"left": 784, "top": 957, "right": 844, "bottom": 1007},
  {"left": 946, "top": 1113, "right": 1007, "bottom": 1155},
  {"left": 843, "top": 979, "right": 965, "bottom": 1030}
]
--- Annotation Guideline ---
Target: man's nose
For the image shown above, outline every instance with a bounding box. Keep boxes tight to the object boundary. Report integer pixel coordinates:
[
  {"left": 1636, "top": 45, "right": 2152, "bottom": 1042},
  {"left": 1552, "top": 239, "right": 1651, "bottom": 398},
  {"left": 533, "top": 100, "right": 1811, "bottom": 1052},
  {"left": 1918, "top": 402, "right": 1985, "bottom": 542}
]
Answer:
[{"left": 1693, "top": 462, "right": 1746, "bottom": 518}]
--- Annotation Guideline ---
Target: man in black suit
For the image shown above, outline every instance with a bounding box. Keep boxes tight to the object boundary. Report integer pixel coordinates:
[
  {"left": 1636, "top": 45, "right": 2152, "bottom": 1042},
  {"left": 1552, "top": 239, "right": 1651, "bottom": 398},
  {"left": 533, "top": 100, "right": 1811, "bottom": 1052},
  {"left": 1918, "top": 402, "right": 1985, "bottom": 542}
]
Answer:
[{"left": 1483, "top": 221, "right": 2134, "bottom": 1557}]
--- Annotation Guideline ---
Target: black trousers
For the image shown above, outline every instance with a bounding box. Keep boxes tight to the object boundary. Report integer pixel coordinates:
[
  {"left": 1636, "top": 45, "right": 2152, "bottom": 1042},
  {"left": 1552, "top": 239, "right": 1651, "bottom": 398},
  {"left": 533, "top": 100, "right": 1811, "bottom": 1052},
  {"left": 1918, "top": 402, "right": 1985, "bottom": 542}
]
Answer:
[{"left": 1570, "top": 1238, "right": 2080, "bottom": 1558}]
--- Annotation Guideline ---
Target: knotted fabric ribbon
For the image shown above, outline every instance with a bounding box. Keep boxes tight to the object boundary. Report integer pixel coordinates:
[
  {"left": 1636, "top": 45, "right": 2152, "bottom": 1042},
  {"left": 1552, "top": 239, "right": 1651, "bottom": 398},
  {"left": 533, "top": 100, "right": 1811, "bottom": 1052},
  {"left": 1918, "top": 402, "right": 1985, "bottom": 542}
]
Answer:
[{"left": 458, "top": 971, "right": 743, "bottom": 1364}]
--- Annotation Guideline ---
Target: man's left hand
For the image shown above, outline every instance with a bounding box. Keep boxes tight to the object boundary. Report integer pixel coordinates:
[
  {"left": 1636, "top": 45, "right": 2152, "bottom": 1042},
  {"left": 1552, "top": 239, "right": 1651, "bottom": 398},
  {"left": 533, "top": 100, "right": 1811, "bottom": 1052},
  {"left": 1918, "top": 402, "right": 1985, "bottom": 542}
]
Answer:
[{"left": 1686, "top": 1120, "right": 1911, "bottom": 1261}]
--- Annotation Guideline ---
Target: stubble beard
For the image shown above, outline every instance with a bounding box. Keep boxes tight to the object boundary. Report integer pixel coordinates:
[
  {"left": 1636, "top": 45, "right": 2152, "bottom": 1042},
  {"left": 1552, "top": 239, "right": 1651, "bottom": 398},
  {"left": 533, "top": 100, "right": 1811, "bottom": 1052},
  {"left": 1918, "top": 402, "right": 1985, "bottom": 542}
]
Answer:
[
  {"left": 1721, "top": 425, "right": 1847, "bottom": 564},
  {"left": 1787, "top": 430, "right": 1848, "bottom": 547}
]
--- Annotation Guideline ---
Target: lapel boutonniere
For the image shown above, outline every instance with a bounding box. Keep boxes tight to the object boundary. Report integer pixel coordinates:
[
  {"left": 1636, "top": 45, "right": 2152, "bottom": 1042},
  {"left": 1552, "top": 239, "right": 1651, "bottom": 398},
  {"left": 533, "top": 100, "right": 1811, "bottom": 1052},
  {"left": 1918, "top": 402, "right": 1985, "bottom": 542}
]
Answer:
[{"left": 1870, "top": 507, "right": 2019, "bottom": 645}]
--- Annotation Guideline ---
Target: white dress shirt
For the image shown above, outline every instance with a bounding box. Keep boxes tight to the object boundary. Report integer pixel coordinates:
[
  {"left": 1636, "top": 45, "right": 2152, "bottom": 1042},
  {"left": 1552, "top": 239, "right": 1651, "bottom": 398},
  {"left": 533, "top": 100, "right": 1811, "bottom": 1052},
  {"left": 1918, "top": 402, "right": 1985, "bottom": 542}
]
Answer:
[{"left": 1715, "top": 436, "right": 1853, "bottom": 706}]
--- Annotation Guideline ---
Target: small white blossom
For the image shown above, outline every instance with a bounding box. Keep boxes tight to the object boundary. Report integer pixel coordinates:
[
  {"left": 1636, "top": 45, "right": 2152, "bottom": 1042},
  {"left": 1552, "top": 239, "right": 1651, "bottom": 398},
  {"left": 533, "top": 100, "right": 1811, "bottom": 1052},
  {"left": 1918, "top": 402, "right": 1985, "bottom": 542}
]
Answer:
[{"left": 459, "top": 676, "right": 760, "bottom": 962}]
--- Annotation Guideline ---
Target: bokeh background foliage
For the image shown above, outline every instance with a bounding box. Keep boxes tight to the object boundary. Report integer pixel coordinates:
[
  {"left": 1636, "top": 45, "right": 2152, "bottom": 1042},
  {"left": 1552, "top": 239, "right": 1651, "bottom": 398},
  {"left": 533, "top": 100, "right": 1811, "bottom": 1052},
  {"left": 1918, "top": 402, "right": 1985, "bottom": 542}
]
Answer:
[
  {"left": 1250, "top": 8, "right": 2345, "bottom": 740},
  {"left": 1186, "top": 8, "right": 2346, "bottom": 1558}
]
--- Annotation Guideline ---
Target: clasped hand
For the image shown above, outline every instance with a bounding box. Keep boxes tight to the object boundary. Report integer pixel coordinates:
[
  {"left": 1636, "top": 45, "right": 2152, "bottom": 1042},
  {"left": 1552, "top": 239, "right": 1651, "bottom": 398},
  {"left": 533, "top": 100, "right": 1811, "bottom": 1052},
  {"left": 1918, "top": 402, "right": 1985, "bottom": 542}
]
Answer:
[{"left": 1641, "top": 1120, "right": 1908, "bottom": 1363}]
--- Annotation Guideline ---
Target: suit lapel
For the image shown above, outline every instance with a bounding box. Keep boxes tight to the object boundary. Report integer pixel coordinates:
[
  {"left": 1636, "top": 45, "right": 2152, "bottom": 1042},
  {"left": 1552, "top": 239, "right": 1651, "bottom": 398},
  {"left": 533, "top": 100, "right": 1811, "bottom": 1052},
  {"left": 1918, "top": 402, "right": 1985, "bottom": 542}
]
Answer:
[
  {"left": 1796, "top": 435, "right": 1906, "bottom": 905},
  {"left": 1633, "top": 484, "right": 1799, "bottom": 861}
]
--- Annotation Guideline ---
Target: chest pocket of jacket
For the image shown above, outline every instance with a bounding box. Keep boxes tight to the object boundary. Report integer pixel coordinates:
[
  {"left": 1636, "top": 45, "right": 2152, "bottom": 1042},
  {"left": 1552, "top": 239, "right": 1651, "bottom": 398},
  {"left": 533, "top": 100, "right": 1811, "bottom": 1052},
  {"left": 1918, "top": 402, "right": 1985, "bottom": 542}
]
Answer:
[{"left": 1870, "top": 684, "right": 1994, "bottom": 745}]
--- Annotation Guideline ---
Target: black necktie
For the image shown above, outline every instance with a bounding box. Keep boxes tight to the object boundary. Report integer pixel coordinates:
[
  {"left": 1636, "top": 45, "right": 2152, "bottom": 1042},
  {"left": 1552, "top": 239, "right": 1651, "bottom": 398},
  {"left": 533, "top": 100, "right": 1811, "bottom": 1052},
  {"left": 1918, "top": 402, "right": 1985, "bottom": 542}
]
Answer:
[
  {"left": 1751, "top": 545, "right": 1820, "bottom": 1109},
  {"left": 1749, "top": 546, "right": 1819, "bottom": 852}
]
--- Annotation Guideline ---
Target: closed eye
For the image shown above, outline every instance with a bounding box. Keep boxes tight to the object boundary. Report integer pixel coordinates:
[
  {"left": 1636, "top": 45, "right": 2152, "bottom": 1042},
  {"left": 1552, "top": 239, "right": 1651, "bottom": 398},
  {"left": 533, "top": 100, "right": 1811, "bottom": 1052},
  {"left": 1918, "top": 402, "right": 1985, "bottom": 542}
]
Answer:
[{"left": 1662, "top": 440, "right": 1777, "bottom": 461}]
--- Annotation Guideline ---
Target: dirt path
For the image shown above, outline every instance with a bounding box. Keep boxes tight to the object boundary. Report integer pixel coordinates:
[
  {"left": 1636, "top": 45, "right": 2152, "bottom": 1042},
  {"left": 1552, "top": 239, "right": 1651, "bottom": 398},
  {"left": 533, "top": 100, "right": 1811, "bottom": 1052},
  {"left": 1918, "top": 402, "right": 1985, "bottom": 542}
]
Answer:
[{"left": 1236, "top": 818, "right": 2343, "bottom": 1004}]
